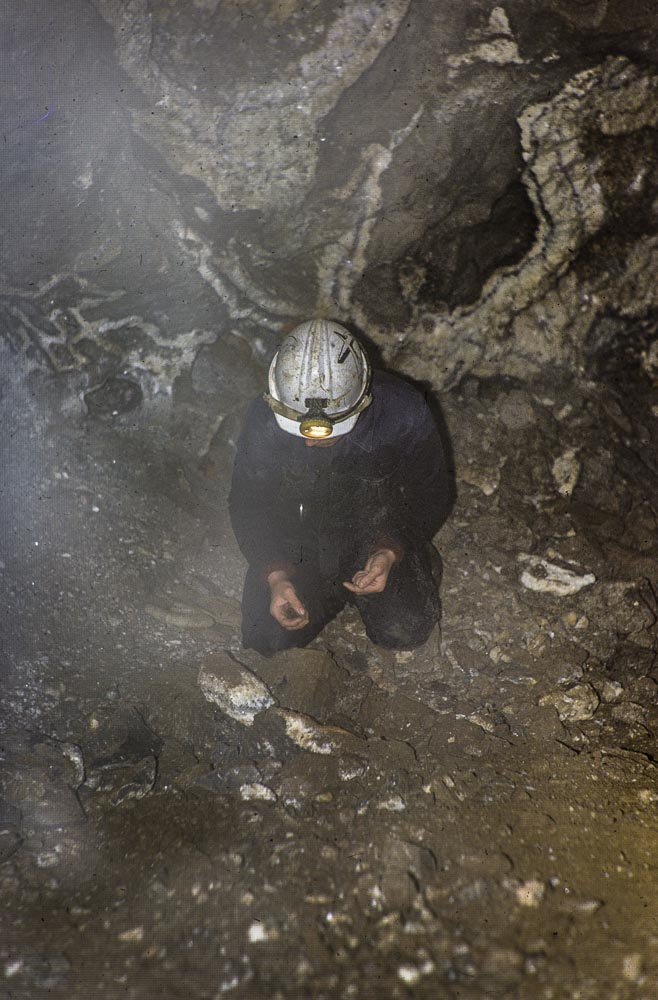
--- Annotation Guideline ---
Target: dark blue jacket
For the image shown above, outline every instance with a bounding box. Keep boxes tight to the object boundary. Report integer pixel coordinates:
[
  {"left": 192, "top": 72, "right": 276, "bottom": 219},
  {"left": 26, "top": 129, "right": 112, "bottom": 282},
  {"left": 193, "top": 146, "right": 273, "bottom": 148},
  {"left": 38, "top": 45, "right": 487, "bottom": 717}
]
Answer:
[{"left": 229, "top": 370, "right": 451, "bottom": 579}]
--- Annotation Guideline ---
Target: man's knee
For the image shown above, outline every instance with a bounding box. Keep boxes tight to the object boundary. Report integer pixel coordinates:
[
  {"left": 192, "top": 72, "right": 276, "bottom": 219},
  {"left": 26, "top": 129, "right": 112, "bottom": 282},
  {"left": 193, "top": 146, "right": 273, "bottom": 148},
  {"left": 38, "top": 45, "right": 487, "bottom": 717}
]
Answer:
[{"left": 365, "top": 613, "right": 437, "bottom": 651}]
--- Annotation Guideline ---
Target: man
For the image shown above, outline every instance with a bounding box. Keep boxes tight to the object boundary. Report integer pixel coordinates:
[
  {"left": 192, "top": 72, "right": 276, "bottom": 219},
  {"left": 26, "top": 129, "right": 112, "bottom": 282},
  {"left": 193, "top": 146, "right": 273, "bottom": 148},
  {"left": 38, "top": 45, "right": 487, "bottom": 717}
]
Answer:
[{"left": 228, "top": 319, "right": 451, "bottom": 656}]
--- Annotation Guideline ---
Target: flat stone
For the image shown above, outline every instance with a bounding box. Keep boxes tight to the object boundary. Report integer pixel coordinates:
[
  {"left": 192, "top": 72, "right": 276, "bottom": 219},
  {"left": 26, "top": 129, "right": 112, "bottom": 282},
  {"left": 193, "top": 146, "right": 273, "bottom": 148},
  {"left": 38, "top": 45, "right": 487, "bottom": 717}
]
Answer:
[
  {"left": 262, "top": 648, "right": 346, "bottom": 722},
  {"left": 239, "top": 783, "right": 277, "bottom": 802},
  {"left": 539, "top": 683, "right": 600, "bottom": 722},
  {"left": 497, "top": 390, "right": 536, "bottom": 429},
  {"left": 144, "top": 604, "right": 216, "bottom": 629},
  {"left": 600, "top": 680, "right": 624, "bottom": 703},
  {"left": 145, "top": 591, "right": 242, "bottom": 630},
  {"left": 518, "top": 554, "right": 596, "bottom": 596},
  {"left": 198, "top": 652, "right": 275, "bottom": 725},
  {"left": 378, "top": 838, "right": 436, "bottom": 910},
  {"left": 271, "top": 708, "right": 362, "bottom": 755},
  {"left": 611, "top": 702, "right": 646, "bottom": 726},
  {"left": 552, "top": 448, "right": 581, "bottom": 497}
]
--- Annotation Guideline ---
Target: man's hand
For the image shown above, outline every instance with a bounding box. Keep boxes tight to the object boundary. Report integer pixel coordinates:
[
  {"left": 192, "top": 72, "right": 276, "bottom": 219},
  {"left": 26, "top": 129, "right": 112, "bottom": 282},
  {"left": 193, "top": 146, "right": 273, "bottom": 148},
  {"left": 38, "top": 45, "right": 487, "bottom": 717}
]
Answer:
[
  {"left": 343, "top": 549, "right": 397, "bottom": 595},
  {"left": 267, "top": 571, "right": 309, "bottom": 630}
]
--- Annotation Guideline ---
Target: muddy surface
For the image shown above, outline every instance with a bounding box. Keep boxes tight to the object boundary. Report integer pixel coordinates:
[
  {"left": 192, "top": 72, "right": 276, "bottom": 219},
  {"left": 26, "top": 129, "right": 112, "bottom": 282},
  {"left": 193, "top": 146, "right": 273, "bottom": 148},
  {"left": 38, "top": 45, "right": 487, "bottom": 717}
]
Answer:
[{"left": 2, "top": 335, "right": 658, "bottom": 1000}]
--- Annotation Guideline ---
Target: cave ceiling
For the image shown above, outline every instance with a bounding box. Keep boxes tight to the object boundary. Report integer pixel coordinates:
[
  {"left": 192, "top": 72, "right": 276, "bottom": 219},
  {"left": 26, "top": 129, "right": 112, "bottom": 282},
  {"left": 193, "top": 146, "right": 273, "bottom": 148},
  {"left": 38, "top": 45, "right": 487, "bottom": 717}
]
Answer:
[{"left": 1, "top": 0, "right": 658, "bottom": 401}]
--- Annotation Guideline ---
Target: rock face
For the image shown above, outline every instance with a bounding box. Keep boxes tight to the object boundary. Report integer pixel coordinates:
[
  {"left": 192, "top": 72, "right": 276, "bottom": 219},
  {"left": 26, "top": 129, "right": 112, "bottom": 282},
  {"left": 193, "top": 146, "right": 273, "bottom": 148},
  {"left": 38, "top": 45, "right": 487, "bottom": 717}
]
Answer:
[{"left": 2, "top": 0, "right": 658, "bottom": 436}]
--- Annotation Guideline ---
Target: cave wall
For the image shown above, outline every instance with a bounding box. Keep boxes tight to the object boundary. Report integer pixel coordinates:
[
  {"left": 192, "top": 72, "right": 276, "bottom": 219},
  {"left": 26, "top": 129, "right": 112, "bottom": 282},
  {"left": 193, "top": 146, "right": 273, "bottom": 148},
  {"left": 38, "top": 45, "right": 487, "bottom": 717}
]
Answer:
[{"left": 2, "top": 0, "right": 658, "bottom": 419}]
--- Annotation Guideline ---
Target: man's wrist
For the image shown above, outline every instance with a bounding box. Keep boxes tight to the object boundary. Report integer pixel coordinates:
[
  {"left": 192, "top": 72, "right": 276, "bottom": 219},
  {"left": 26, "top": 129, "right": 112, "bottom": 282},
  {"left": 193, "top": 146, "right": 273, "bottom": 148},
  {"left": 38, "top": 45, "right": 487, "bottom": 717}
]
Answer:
[
  {"left": 369, "top": 547, "right": 398, "bottom": 567},
  {"left": 261, "top": 561, "right": 297, "bottom": 586},
  {"left": 370, "top": 536, "right": 404, "bottom": 564}
]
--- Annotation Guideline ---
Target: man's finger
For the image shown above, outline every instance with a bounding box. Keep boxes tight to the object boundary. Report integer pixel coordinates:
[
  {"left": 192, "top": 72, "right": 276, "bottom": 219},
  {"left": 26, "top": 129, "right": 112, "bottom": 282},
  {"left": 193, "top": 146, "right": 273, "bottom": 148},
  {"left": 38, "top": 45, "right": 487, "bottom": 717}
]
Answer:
[
  {"left": 343, "top": 580, "right": 381, "bottom": 594},
  {"left": 282, "top": 600, "right": 305, "bottom": 619},
  {"left": 343, "top": 576, "right": 384, "bottom": 594},
  {"left": 276, "top": 608, "right": 309, "bottom": 629},
  {"left": 342, "top": 567, "right": 379, "bottom": 591},
  {"left": 282, "top": 616, "right": 309, "bottom": 630},
  {"left": 355, "top": 567, "right": 382, "bottom": 589}
]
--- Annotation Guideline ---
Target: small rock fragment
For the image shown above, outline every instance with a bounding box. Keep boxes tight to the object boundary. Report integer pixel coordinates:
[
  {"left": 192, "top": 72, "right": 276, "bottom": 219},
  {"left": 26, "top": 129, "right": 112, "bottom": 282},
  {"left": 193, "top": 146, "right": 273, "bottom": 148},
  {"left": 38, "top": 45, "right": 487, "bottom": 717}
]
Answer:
[
  {"left": 36, "top": 850, "right": 61, "bottom": 869},
  {"left": 338, "top": 755, "right": 368, "bottom": 781},
  {"left": 61, "top": 743, "right": 85, "bottom": 786},
  {"left": 239, "top": 783, "right": 276, "bottom": 802},
  {"left": 272, "top": 708, "right": 358, "bottom": 754},
  {"left": 118, "top": 927, "right": 144, "bottom": 943},
  {"left": 459, "top": 460, "right": 504, "bottom": 496},
  {"left": 552, "top": 448, "right": 580, "bottom": 497},
  {"left": 199, "top": 653, "right": 274, "bottom": 726},
  {"left": 539, "top": 684, "right": 599, "bottom": 722},
  {"left": 84, "top": 755, "right": 157, "bottom": 806},
  {"left": 518, "top": 554, "right": 595, "bottom": 596},
  {"left": 600, "top": 680, "right": 624, "bottom": 703},
  {"left": 622, "top": 953, "right": 643, "bottom": 983},
  {"left": 515, "top": 879, "right": 545, "bottom": 907},
  {"left": 377, "top": 795, "right": 406, "bottom": 812},
  {"left": 467, "top": 712, "right": 496, "bottom": 734},
  {"left": 4, "top": 959, "right": 23, "bottom": 978},
  {"left": 397, "top": 964, "right": 422, "bottom": 986},
  {"left": 641, "top": 340, "right": 658, "bottom": 382},
  {"left": 563, "top": 897, "right": 602, "bottom": 915},
  {"left": 498, "top": 390, "right": 536, "bottom": 429},
  {"left": 247, "top": 921, "right": 278, "bottom": 943}
]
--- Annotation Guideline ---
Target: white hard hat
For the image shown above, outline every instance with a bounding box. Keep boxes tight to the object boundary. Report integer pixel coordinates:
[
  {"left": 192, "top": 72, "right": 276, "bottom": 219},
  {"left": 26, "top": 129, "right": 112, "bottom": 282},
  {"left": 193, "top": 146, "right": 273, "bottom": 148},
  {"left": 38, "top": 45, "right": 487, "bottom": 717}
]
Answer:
[{"left": 264, "top": 319, "right": 372, "bottom": 438}]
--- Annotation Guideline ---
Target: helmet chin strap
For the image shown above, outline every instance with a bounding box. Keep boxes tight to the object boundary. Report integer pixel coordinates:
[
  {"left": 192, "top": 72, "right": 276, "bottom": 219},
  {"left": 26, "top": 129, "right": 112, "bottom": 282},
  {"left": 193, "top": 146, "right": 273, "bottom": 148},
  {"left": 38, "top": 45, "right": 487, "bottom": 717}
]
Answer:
[{"left": 263, "top": 390, "right": 372, "bottom": 428}]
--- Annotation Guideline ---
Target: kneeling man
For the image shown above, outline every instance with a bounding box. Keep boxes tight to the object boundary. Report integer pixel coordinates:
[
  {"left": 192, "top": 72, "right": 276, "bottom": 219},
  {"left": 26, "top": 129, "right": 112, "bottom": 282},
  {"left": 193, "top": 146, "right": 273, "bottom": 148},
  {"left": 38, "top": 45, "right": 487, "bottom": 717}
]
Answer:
[{"left": 228, "top": 319, "right": 451, "bottom": 656}]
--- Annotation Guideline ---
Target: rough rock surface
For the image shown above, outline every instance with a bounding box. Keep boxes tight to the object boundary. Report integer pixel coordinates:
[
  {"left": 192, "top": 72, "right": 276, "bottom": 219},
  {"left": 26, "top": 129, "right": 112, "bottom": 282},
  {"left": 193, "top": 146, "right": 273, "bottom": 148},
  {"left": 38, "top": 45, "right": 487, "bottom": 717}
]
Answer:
[
  {"left": 3, "top": 1, "right": 658, "bottom": 430},
  {"left": 199, "top": 652, "right": 275, "bottom": 725},
  {"left": 2, "top": 2, "right": 658, "bottom": 999}
]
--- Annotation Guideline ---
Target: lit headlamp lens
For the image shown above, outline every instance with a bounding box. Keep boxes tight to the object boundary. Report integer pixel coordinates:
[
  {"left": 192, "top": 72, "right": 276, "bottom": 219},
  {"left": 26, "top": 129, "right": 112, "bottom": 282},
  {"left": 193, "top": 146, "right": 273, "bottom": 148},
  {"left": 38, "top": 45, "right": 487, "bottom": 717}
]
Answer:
[{"left": 299, "top": 416, "right": 333, "bottom": 439}]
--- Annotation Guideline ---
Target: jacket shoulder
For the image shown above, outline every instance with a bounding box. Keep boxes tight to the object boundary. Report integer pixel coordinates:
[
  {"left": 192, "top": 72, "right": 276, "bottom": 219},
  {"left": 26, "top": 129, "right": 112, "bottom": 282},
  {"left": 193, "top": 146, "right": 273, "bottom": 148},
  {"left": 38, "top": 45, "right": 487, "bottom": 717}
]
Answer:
[
  {"left": 371, "top": 370, "right": 432, "bottom": 428},
  {"left": 240, "top": 394, "right": 281, "bottom": 437},
  {"left": 373, "top": 369, "right": 427, "bottom": 400},
  {"left": 235, "top": 395, "right": 284, "bottom": 461}
]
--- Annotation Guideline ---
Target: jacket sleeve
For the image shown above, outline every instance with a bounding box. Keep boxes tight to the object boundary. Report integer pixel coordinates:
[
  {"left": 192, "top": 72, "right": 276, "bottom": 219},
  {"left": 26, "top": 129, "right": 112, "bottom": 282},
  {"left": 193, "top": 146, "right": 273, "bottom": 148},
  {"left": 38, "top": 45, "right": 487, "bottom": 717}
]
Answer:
[
  {"left": 228, "top": 400, "right": 300, "bottom": 578},
  {"left": 373, "top": 392, "right": 452, "bottom": 556}
]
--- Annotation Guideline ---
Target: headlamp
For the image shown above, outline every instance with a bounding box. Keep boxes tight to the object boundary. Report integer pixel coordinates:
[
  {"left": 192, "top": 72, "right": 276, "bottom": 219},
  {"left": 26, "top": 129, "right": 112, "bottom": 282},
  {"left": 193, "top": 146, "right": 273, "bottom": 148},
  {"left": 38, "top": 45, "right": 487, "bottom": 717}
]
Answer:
[
  {"left": 299, "top": 398, "right": 333, "bottom": 438},
  {"left": 299, "top": 417, "right": 333, "bottom": 438}
]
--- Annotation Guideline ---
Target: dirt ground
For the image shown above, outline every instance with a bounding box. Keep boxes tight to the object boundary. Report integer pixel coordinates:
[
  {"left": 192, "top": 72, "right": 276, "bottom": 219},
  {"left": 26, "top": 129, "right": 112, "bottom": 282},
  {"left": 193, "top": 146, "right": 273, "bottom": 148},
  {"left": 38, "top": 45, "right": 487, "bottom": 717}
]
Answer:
[{"left": 2, "top": 335, "right": 658, "bottom": 1000}]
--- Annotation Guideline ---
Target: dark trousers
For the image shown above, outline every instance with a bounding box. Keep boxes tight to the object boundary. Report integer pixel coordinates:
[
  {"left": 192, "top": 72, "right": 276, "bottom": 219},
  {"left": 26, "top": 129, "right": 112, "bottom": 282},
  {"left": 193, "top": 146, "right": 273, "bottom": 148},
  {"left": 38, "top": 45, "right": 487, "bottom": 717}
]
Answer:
[{"left": 241, "top": 543, "right": 441, "bottom": 656}]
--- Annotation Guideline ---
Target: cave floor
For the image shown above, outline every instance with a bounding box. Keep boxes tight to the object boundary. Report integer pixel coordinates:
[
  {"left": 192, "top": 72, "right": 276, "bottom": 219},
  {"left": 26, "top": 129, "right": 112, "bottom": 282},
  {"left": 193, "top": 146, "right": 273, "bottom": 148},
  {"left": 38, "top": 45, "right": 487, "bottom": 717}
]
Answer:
[{"left": 2, "top": 346, "right": 658, "bottom": 1000}]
